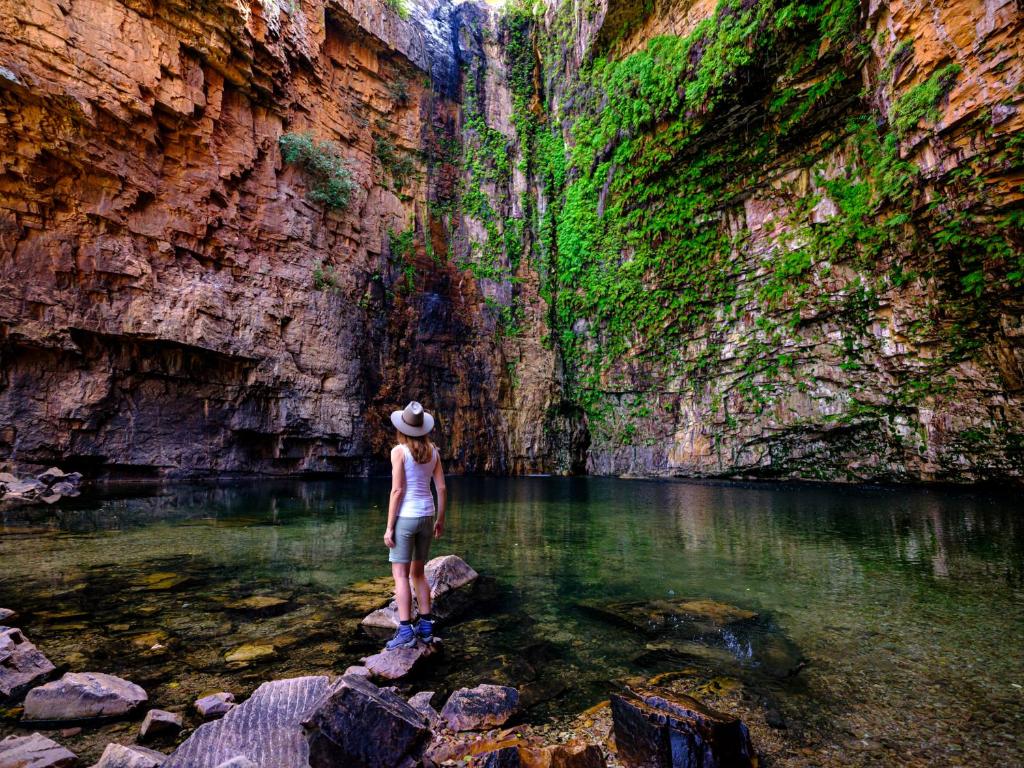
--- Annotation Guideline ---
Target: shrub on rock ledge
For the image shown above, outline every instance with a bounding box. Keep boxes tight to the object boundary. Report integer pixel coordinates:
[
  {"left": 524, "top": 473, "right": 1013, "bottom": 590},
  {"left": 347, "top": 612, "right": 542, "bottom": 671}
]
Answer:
[{"left": 279, "top": 132, "right": 356, "bottom": 211}]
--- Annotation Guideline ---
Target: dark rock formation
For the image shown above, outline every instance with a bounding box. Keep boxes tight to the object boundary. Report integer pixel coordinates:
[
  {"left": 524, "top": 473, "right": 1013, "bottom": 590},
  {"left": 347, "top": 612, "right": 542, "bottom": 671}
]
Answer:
[
  {"left": 302, "top": 673, "right": 430, "bottom": 768},
  {"left": 23, "top": 672, "right": 146, "bottom": 721},
  {"left": 91, "top": 743, "right": 167, "bottom": 768},
  {"left": 166, "top": 676, "right": 330, "bottom": 768},
  {"left": 0, "top": 627, "right": 55, "bottom": 701},
  {"left": 611, "top": 689, "right": 755, "bottom": 768},
  {"left": 0, "top": 733, "right": 76, "bottom": 768},
  {"left": 440, "top": 684, "right": 520, "bottom": 732}
]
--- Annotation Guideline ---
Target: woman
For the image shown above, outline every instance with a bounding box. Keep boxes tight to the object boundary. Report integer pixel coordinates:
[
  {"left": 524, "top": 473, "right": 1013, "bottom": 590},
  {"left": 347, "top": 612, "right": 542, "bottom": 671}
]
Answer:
[{"left": 384, "top": 401, "right": 446, "bottom": 650}]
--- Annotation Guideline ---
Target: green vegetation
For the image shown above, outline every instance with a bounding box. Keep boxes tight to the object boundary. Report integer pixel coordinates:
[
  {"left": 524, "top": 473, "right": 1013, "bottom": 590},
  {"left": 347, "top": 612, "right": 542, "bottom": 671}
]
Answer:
[
  {"left": 890, "top": 63, "right": 961, "bottom": 135},
  {"left": 374, "top": 134, "right": 417, "bottom": 193},
  {"left": 312, "top": 261, "right": 341, "bottom": 292},
  {"left": 388, "top": 225, "right": 416, "bottom": 291},
  {"left": 279, "top": 132, "right": 356, "bottom": 211},
  {"left": 384, "top": 0, "right": 409, "bottom": 21}
]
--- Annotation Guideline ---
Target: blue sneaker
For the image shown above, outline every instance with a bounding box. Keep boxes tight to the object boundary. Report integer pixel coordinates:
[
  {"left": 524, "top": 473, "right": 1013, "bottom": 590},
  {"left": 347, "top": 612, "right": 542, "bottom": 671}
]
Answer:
[
  {"left": 386, "top": 624, "right": 417, "bottom": 650},
  {"left": 414, "top": 617, "right": 434, "bottom": 642}
]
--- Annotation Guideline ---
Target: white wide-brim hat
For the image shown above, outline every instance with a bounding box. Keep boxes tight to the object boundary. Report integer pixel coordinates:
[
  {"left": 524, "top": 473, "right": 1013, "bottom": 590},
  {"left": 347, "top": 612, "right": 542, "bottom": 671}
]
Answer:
[{"left": 391, "top": 401, "right": 435, "bottom": 437}]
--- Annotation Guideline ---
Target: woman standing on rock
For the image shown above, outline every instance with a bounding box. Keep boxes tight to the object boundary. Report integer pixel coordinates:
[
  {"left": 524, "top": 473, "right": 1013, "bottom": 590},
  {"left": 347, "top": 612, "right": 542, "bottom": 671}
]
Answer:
[{"left": 383, "top": 401, "right": 446, "bottom": 650}]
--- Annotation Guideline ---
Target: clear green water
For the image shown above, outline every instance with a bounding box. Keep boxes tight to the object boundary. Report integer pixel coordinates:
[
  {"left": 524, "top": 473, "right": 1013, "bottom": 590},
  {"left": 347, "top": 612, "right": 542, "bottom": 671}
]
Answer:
[{"left": 1, "top": 477, "right": 1022, "bottom": 765}]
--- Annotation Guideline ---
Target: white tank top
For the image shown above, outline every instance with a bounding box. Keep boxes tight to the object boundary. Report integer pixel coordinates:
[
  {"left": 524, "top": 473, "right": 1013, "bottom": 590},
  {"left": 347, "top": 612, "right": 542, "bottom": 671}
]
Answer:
[{"left": 397, "top": 444, "right": 437, "bottom": 518}]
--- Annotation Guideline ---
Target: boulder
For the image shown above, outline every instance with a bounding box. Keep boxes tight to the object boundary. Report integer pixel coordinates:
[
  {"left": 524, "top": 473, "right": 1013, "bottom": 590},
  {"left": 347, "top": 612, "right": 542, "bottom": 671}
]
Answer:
[
  {"left": 194, "top": 692, "right": 235, "bottom": 719},
  {"left": 471, "top": 746, "right": 522, "bottom": 767},
  {"left": 165, "top": 676, "right": 330, "bottom": 768},
  {"left": 0, "top": 627, "right": 56, "bottom": 701},
  {"left": 361, "top": 639, "right": 442, "bottom": 681},
  {"left": 23, "top": 672, "right": 147, "bottom": 721},
  {"left": 0, "top": 608, "right": 15, "bottom": 622},
  {"left": 0, "top": 472, "right": 18, "bottom": 484},
  {"left": 91, "top": 743, "right": 167, "bottom": 768},
  {"left": 50, "top": 482, "right": 80, "bottom": 498},
  {"left": 543, "top": 742, "right": 606, "bottom": 768},
  {"left": 440, "top": 685, "right": 519, "bottom": 732},
  {"left": 361, "top": 555, "right": 479, "bottom": 632},
  {"left": 342, "top": 665, "right": 371, "bottom": 679},
  {"left": 302, "top": 673, "right": 430, "bottom": 768},
  {"left": 0, "top": 733, "right": 76, "bottom": 768},
  {"left": 139, "top": 709, "right": 183, "bottom": 740},
  {"left": 37, "top": 468, "right": 65, "bottom": 485},
  {"left": 407, "top": 691, "right": 440, "bottom": 726},
  {"left": 610, "top": 688, "right": 755, "bottom": 768},
  {"left": 3, "top": 479, "right": 44, "bottom": 498}
]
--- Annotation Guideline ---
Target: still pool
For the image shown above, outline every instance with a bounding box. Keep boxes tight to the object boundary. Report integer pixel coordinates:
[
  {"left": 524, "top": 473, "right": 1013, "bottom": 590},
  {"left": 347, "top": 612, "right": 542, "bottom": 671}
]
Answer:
[{"left": 1, "top": 477, "right": 1022, "bottom": 765}]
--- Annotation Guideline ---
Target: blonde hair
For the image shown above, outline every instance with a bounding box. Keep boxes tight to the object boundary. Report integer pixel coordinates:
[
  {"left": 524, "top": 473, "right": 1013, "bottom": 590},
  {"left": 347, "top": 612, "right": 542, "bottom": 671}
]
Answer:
[{"left": 397, "top": 430, "right": 435, "bottom": 464}]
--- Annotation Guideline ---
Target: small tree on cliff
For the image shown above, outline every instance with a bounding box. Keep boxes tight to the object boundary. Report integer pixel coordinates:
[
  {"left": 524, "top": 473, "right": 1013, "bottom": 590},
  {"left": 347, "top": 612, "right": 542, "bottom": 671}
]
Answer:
[{"left": 279, "top": 132, "right": 357, "bottom": 211}]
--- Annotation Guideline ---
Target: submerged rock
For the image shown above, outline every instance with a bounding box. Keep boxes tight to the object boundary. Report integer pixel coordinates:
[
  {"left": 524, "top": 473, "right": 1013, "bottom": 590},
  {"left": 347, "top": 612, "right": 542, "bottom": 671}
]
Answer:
[
  {"left": 223, "top": 596, "right": 290, "bottom": 616},
  {"left": 361, "top": 555, "right": 479, "bottom": 632},
  {"left": 92, "top": 743, "right": 167, "bottom": 768},
  {"left": 166, "top": 676, "right": 330, "bottom": 768},
  {"left": 139, "top": 709, "right": 183, "bottom": 740},
  {"left": 579, "top": 598, "right": 757, "bottom": 635},
  {"left": 0, "top": 627, "right": 56, "bottom": 701},
  {"left": 441, "top": 684, "right": 519, "bottom": 732},
  {"left": 362, "top": 639, "right": 442, "bottom": 681},
  {"left": 302, "top": 673, "right": 430, "bottom": 768},
  {"left": 611, "top": 688, "right": 755, "bottom": 768},
  {"left": 194, "top": 692, "right": 235, "bottom": 719},
  {"left": 23, "top": 672, "right": 146, "bottom": 721},
  {"left": 224, "top": 643, "right": 275, "bottom": 666},
  {"left": 0, "top": 733, "right": 76, "bottom": 768}
]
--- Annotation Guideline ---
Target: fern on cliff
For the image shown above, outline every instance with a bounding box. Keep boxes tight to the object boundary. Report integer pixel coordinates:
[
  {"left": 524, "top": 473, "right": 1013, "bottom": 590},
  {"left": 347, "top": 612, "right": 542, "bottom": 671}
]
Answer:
[{"left": 279, "top": 132, "right": 357, "bottom": 211}]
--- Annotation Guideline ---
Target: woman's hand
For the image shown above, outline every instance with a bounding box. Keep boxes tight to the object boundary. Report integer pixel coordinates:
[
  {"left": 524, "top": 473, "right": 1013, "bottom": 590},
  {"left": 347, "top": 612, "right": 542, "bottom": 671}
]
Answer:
[
  {"left": 384, "top": 528, "right": 395, "bottom": 548},
  {"left": 433, "top": 519, "right": 444, "bottom": 540}
]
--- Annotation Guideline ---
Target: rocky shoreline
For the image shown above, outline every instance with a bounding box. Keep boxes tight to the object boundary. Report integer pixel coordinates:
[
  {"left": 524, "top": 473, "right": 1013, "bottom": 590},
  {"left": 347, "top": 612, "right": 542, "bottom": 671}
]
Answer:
[
  {"left": 0, "top": 556, "right": 775, "bottom": 768},
  {"left": 0, "top": 469, "right": 82, "bottom": 510}
]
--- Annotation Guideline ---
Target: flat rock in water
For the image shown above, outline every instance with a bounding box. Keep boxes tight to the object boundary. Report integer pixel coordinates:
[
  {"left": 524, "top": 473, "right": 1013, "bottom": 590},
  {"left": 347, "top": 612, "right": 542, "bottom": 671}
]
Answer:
[
  {"left": 611, "top": 688, "right": 754, "bottom": 768},
  {"left": 23, "top": 672, "right": 147, "bottom": 721},
  {"left": 194, "top": 692, "right": 235, "bottom": 719},
  {"left": 137, "top": 573, "right": 191, "bottom": 592},
  {"left": 362, "top": 639, "right": 442, "bottom": 681},
  {"left": 441, "top": 684, "right": 519, "bottom": 732},
  {"left": 165, "top": 676, "right": 330, "bottom": 768},
  {"left": 0, "top": 627, "right": 56, "bottom": 701},
  {"left": 223, "top": 596, "right": 289, "bottom": 615},
  {"left": 91, "top": 743, "right": 167, "bottom": 768},
  {"left": 361, "top": 555, "right": 479, "bottom": 631},
  {"left": 579, "top": 598, "right": 757, "bottom": 636},
  {"left": 139, "top": 709, "right": 183, "bottom": 740},
  {"left": 302, "top": 673, "right": 430, "bottom": 768},
  {"left": 0, "top": 733, "right": 76, "bottom": 768},
  {"left": 224, "top": 643, "right": 275, "bottom": 666}
]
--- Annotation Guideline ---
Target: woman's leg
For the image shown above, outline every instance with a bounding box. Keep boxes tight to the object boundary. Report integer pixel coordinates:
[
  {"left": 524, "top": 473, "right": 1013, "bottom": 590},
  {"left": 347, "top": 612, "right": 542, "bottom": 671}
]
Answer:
[
  {"left": 392, "top": 562, "right": 412, "bottom": 621},
  {"left": 410, "top": 559, "right": 431, "bottom": 616}
]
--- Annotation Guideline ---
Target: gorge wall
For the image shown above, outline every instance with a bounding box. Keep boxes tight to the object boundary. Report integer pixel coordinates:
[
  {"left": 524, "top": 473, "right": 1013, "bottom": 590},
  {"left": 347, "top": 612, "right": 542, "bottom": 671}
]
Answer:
[{"left": 0, "top": 0, "right": 1021, "bottom": 484}]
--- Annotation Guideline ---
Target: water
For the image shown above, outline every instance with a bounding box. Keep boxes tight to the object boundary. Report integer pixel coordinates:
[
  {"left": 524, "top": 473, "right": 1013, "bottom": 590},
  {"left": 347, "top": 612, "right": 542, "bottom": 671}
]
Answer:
[{"left": 1, "top": 477, "right": 1022, "bottom": 765}]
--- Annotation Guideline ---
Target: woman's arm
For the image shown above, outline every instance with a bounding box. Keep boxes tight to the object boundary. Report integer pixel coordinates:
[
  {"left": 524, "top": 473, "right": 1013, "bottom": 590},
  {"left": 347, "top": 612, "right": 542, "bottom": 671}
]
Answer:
[
  {"left": 432, "top": 455, "right": 446, "bottom": 540},
  {"left": 385, "top": 446, "right": 405, "bottom": 548}
]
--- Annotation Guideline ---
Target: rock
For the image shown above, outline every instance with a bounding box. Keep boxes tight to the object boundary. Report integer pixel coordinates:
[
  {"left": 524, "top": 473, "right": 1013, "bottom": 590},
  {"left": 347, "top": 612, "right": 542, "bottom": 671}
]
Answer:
[
  {"left": 342, "top": 665, "right": 371, "bottom": 678},
  {"left": 0, "top": 472, "right": 18, "bottom": 484},
  {"left": 3, "top": 480, "right": 44, "bottom": 498},
  {"left": 0, "top": 627, "right": 56, "bottom": 701},
  {"left": 223, "top": 596, "right": 290, "bottom": 615},
  {"left": 50, "top": 482, "right": 80, "bottom": 497},
  {"left": 166, "top": 676, "right": 330, "bottom": 768},
  {"left": 579, "top": 598, "right": 757, "bottom": 636},
  {"left": 194, "top": 692, "right": 235, "bottom": 719},
  {"left": 406, "top": 691, "right": 440, "bottom": 725},
  {"left": 224, "top": 644, "right": 275, "bottom": 666},
  {"left": 610, "top": 688, "right": 755, "bottom": 768},
  {"left": 471, "top": 746, "right": 521, "bottom": 767},
  {"left": 0, "top": 608, "right": 15, "bottom": 622},
  {"left": 440, "top": 684, "right": 519, "bottom": 732},
  {"left": 361, "top": 639, "right": 442, "bottom": 681},
  {"left": 91, "top": 743, "right": 167, "bottom": 768},
  {"left": 39, "top": 492, "right": 62, "bottom": 504},
  {"left": 361, "top": 555, "right": 479, "bottom": 632},
  {"left": 0, "top": 733, "right": 76, "bottom": 768},
  {"left": 138, "top": 573, "right": 191, "bottom": 592},
  {"left": 302, "top": 673, "right": 430, "bottom": 768},
  {"left": 37, "top": 468, "right": 65, "bottom": 485},
  {"left": 139, "top": 709, "right": 183, "bottom": 740},
  {"left": 543, "top": 742, "right": 606, "bottom": 768},
  {"left": 23, "top": 672, "right": 147, "bottom": 721},
  {"left": 212, "top": 759, "right": 257, "bottom": 768}
]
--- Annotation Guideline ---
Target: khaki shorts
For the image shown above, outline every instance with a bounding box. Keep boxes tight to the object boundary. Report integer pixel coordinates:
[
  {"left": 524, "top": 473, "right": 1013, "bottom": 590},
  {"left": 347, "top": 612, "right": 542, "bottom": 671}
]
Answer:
[{"left": 389, "top": 515, "right": 434, "bottom": 563}]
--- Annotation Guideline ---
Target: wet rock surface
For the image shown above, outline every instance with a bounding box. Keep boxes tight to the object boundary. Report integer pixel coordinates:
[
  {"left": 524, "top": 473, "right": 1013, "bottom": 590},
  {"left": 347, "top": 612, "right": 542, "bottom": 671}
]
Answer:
[
  {"left": 23, "top": 673, "right": 147, "bottom": 722},
  {"left": 302, "top": 673, "right": 430, "bottom": 768},
  {"left": 0, "top": 733, "right": 77, "bottom": 768},
  {"left": 441, "top": 684, "right": 520, "bottom": 732},
  {"left": 611, "top": 688, "right": 755, "bottom": 768},
  {"left": 362, "top": 639, "right": 443, "bottom": 681},
  {"left": 166, "top": 676, "right": 330, "bottom": 768},
  {"left": 0, "top": 627, "right": 55, "bottom": 702},
  {"left": 361, "top": 555, "right": 480, "bottom": 633},
  {"left": 91, "top": 743, "right": 167, "bottom": 768},
  {"left": 194, "top": 693, "right": 235, "bottom": 720}
]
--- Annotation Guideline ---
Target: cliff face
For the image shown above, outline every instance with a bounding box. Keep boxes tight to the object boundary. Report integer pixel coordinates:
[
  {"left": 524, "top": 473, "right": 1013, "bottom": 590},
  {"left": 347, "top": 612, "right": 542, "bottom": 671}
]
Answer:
[{"left": 0, "top": 0, "right": 1021, "bottom": 483}]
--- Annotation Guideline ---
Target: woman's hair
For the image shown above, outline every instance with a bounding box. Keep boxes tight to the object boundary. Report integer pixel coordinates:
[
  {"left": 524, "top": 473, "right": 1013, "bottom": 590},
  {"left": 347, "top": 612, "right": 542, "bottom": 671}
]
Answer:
[{"left": 396, "top": 431, "right": 435, "bottom": 464}]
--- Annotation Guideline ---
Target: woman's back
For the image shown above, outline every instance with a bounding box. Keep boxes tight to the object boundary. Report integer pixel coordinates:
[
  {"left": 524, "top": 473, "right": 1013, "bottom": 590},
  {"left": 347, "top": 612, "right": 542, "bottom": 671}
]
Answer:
[{"left": 398, "top": 444, "right": 436, "bottom": 517}]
